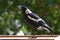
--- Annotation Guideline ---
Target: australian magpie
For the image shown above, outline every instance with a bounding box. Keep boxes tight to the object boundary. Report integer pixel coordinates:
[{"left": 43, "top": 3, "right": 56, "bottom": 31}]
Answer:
[{"left": 18, "top": 5, "right": 53, "bottom": 34}]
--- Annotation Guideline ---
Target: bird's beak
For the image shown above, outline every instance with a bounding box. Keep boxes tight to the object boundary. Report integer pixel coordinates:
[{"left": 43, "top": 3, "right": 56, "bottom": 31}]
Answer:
[{"left": 18, "top": 6, "right": 22, "bottom": 9}]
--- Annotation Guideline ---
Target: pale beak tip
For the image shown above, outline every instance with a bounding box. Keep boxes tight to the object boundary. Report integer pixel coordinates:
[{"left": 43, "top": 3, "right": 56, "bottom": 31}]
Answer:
[{"left": 18, "top": 5, "right": 22, "bottom": 9}]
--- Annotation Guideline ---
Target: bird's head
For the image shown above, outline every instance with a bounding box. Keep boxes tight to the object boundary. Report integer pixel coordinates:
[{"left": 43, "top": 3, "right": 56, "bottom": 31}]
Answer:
[
  {"left": 18, "top": 5, "right": 27, "bottom": 11},
  {"left": 18, "top": 5, "right": 32, "bottom": 14}
]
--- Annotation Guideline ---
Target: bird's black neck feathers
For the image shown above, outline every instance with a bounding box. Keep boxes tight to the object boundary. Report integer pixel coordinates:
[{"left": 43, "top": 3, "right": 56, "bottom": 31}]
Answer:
[{"left": 21, "top": 6, "right": 27, "bottom": 12}]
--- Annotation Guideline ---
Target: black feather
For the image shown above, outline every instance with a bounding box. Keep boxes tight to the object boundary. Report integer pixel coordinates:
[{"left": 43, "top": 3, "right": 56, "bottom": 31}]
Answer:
[
  {"left": 28, "top": 13, "right": 40, "bottom": 19},
  {"left": 38, "top": 20, "right": 53, "bottom": 33}
]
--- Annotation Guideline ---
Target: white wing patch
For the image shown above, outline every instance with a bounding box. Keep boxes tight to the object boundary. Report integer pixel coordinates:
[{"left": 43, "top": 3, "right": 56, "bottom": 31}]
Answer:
[
  {"left": 25, "top": 9, "right": 32, "bottom": 14},
  {"left": 28, "top": 15, "right": 37, "bottom": 21},
  {"left": 28, "top": 15, "right": 42, "bottom": 22},
  {"left": 37, "top": 19, "right": 42, "bottom": 22}
]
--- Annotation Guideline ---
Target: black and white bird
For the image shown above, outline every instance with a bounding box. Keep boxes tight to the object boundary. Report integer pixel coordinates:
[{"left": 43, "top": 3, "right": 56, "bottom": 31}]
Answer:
[{"left": 18, "top": 5, "right": 53, "bottom": 34}]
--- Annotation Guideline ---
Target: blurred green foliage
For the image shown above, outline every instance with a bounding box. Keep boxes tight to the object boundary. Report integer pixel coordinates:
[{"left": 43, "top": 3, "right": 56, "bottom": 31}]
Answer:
[{"left": 0, "top": 0, "right": 60, "bottom": 35}]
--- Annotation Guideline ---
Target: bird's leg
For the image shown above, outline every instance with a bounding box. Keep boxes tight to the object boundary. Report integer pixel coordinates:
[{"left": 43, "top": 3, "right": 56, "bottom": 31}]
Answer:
[
  {"left": 51, "top": 34, "right": 53, "bottom": 36},
  {"left": 32, "top": 35, "right": 37, "bottom": 39},
  {"left": 49, "top": 32, "right": 53, "bottom": 36}
]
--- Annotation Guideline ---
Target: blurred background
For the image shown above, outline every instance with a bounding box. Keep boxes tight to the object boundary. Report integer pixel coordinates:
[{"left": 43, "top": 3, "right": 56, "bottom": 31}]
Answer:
[{"left": 0, "top": 0, "right": 60, "bottom": 35}]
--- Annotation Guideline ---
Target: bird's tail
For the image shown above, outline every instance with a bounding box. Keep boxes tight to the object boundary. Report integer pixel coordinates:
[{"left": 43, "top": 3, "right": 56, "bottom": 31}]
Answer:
[
  {"left": 38, "top": 21, "right": 53, "bottom": 34},
  {"left": 43, "top": 25, "right": 53, "bottom": 34}
]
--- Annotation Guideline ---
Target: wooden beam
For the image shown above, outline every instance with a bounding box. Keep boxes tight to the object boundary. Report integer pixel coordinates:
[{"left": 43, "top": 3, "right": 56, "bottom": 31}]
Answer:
[{"left": 0, "top": 35, "right": 58, "bottom": 40}]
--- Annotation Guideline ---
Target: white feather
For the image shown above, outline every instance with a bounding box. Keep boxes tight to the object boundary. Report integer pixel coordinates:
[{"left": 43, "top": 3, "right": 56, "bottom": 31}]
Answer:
[
  {"left": 37, "top": 19, "right": 42, "bottom": 22},
  {"left": 28, "top": 15, "right": 42, "bottom": 22},
  {"left": 26, "top": 9, "right": 42, "bottom": 22},
  {"left": 28, "top": 15, "right": 37, "bottom": 21},
  {"left": 25, "top": 9, "right": 32, "bottom": 14}
]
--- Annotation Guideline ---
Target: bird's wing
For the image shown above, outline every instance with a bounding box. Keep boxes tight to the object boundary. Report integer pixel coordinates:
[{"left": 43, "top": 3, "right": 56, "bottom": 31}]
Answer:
[
  {"left": 38, "top": 20, "right": 50, "bottom": 28},
  {"left": 38, "top": 20, "right": 53, "bottom": 33},
  {"left": 27, "top": 13, "right": 40, "bottom": 22},
  {"left": 28, "top": 12, "right": 50, "bottom": 29},
  {"left": 28, "top": 13, "right": 40, "bottom": 19}
]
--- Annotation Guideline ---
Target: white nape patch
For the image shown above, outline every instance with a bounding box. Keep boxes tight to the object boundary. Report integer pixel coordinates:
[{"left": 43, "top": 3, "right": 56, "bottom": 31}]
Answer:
[
  {"left": 37, "top": 26, "right": 43, "bottom": 30},
  {"left": 25, "top": 9, "right": 32, "bottom": 14},
  {"left": 28, "top": 15, "right": 37, "bottom": 21}
]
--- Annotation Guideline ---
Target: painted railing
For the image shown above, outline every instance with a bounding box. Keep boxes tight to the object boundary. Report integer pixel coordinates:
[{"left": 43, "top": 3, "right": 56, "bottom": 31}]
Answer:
[{"left": 0, "top": 35, "right": 58, "bottom": 40}]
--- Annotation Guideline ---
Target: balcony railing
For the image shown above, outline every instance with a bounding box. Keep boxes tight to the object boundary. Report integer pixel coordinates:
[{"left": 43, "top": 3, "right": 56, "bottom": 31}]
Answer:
[{"left": 0, "top": 35, "right": 58, "bottom": 40}]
